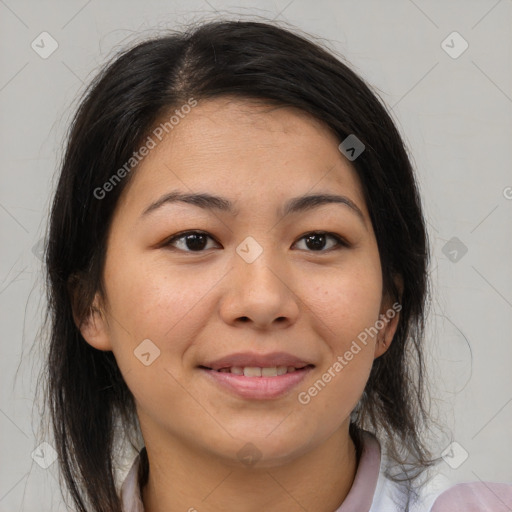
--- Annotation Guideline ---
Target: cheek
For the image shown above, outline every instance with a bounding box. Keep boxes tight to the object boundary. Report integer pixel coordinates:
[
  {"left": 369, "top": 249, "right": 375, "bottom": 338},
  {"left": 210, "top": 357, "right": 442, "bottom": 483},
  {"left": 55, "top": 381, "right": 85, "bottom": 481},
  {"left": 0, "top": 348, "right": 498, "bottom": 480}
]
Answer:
[
  {"left": 295, "top": 257, "right": 381, "bottom": 409},
  {"left": 104, "top": 252, "right": 217, "bottom": 341},
  {"left": 102, "top": 261, "right": 207, "bottom": 417},
  {"left": 102, "top": 253, "right": 229, "bottom": 403},
  {"left": 305, "top": 257, "right": 383, "bottom": 350}
]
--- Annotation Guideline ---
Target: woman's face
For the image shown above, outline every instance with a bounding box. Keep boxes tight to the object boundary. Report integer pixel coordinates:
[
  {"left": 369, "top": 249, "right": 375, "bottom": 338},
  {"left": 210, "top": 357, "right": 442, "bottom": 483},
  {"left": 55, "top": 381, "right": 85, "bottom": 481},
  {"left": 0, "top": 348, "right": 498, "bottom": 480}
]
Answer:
[{"left": 82, "top": 97, "right": 397, "bottom": 466}]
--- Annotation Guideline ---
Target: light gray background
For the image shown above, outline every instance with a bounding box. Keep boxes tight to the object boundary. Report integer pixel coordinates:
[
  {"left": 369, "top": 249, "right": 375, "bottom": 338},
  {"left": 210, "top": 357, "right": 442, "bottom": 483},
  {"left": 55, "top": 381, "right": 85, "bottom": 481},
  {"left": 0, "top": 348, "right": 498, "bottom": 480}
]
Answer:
[{"left": 1, "top": 1, "right": 511, "bottom": 510}]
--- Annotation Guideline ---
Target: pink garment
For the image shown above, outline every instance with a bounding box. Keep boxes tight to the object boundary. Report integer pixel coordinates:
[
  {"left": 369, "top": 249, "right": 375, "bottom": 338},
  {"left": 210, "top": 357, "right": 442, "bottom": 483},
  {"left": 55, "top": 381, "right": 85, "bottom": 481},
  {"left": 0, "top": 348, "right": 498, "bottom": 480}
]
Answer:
[{"left": 431, "top": 481, "right": 512, "bottom": 511}]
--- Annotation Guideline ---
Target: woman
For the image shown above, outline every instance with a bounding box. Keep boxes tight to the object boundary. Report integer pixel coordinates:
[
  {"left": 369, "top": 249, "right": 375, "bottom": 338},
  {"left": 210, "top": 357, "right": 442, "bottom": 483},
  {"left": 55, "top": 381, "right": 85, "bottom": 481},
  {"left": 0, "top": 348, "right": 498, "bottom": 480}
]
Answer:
[{"left": 43, "top": 19, "right": 512, "bottom": 512}]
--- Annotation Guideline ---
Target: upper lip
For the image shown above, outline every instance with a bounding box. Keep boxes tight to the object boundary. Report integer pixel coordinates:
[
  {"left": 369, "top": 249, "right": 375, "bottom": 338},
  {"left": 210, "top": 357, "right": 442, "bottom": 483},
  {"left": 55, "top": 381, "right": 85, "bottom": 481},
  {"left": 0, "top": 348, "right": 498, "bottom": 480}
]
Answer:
[{"left": 200, "top": 351, "right": 314, "bottom": 371}]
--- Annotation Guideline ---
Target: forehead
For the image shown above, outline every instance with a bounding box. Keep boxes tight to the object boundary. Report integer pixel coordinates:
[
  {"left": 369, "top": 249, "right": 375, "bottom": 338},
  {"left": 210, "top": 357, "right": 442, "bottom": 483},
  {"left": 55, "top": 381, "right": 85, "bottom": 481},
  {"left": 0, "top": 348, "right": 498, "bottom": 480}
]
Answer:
[{"left": 117, "top": 97, "right": 368, "bottom": 218}]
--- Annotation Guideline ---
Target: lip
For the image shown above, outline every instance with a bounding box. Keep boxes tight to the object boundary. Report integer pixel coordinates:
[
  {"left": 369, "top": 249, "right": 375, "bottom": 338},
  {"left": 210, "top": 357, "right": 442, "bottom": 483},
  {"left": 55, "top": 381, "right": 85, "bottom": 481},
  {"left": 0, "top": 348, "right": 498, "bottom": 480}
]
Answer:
[
  {"left": 200, "top": 366, "right": 314, "bottom": 400},
  {"left": 201, "top": 351, "right": 312, "bottom": 371},
  {"left": 198, "top": 351, "right": 315, "bottom": 400}
]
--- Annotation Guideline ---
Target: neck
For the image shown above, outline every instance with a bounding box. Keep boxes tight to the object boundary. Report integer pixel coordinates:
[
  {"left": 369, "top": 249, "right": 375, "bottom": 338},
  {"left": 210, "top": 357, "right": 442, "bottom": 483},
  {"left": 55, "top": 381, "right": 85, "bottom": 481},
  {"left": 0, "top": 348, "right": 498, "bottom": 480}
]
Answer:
[{"left": 140, "top": 421, "right": 359, "bottom": 512}]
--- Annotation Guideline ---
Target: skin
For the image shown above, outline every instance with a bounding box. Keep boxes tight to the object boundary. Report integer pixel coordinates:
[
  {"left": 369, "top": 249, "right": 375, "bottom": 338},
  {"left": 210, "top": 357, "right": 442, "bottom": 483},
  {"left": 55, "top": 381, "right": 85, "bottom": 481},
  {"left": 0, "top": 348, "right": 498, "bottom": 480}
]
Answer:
[{"left": 78, "top": 97, "right": 400, "bottom": 512}]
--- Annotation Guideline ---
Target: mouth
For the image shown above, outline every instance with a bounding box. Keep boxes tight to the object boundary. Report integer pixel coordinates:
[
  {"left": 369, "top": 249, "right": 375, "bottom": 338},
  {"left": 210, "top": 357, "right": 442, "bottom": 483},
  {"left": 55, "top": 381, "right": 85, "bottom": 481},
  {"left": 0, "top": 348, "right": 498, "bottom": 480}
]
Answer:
[
  {"left": 198, "top": 364, "right": 314, "bottom": 376},
  {"left": 197, "top": 352, "right": 315, "bottom": 400}
]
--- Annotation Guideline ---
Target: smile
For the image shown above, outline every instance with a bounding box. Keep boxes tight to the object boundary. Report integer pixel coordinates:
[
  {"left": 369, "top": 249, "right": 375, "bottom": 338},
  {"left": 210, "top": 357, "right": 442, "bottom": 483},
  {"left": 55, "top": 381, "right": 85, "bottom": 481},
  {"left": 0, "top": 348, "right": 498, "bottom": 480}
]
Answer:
[
  {"left": 205, "top": 365, "right": 309, "bottom": 376},
  {"left": 199, "top": 364, "right": 314, "bottom": 400}
]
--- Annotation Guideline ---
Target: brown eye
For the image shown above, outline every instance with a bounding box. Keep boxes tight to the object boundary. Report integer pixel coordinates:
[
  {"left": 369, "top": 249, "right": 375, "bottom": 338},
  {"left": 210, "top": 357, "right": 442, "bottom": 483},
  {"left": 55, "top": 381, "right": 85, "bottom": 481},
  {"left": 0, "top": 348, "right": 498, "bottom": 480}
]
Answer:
[
  {"left": 164, "top": 231, "right": 219, "bottom": 252},
  {"left": 293, "top": 232, "right": 348, "bottom": 252}
]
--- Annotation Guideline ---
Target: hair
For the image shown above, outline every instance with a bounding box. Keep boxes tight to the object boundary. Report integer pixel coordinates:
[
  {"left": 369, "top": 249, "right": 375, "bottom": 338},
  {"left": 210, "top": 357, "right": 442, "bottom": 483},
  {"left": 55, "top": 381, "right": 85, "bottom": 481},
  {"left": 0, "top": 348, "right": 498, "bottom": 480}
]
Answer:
[{"left": 42, "top": 18, "right": 439, "bottom": 512}]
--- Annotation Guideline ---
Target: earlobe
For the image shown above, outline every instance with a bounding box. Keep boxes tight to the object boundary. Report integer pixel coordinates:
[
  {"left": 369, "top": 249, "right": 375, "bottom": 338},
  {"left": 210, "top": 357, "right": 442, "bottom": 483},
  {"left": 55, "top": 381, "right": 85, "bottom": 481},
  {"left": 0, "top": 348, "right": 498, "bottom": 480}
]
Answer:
[
  {"left": 68, "top": 274, "right": 113, "bottom": 351},
  {"left": 78, "top": 299, "right": 113, "bottom": 351},
  {"left": 374, "top": 297, "right": 401, "bottom": 359}
]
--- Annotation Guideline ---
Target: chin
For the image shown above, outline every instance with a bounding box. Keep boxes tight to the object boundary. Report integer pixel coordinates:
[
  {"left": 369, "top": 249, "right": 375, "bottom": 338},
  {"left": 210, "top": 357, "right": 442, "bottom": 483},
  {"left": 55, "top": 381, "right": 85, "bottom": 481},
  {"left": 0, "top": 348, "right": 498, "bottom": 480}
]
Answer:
[{"left": 217, "top": 429, "right": 315, "bottom": 469}]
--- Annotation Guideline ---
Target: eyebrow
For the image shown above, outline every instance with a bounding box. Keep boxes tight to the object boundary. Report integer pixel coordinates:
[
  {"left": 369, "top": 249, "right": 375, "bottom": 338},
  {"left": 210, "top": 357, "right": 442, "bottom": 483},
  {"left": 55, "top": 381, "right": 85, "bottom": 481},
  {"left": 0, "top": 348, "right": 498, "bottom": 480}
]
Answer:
[{"left": 141, "top": 190, "right": 366, "bottom": 225}]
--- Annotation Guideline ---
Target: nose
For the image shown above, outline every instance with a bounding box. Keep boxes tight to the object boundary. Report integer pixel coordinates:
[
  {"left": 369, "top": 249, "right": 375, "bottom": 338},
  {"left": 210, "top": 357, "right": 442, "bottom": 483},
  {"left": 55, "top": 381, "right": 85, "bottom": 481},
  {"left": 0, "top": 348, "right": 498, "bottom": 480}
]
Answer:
[{"left": 219, "top": 246, "right": 300, "bottom": 331}]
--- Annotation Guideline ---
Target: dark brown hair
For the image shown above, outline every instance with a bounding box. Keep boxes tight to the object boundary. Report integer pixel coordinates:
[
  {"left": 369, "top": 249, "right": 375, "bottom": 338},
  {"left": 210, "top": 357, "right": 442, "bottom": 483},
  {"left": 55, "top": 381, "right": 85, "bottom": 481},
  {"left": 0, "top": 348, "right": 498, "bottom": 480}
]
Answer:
[{"left": 42, "top": 19, "right": 438, "bottom": 512}]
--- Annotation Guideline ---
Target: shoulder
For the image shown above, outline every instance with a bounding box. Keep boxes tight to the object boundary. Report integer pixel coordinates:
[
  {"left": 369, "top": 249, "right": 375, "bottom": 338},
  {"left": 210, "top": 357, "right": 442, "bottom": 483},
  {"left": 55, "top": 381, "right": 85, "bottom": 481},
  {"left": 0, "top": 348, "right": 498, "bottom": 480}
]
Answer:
[
  {"left": 429, "top": 481, "right": 512, "bottom": 511},
  {"left": 367, "top": 445, "right": 512, "bottom": 512}
]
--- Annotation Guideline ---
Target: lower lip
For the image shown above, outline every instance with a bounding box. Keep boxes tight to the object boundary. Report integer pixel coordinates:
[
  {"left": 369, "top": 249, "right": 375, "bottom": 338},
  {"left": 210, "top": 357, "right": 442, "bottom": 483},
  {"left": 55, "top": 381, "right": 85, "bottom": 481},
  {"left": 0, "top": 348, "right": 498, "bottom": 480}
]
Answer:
[{"left": 200, "top": 366, "right": 314, "bottom": 400}]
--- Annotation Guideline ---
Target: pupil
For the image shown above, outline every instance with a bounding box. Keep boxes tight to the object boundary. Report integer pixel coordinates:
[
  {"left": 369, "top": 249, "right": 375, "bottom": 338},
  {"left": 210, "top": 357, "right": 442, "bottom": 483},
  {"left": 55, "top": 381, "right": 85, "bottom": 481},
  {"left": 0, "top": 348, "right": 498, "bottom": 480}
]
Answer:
[
  {"left": 186, "top": 233, "right": 207, "bottom": 251},
  {"left": 306, "top": 233, "right": 326, "bottom": 250}
]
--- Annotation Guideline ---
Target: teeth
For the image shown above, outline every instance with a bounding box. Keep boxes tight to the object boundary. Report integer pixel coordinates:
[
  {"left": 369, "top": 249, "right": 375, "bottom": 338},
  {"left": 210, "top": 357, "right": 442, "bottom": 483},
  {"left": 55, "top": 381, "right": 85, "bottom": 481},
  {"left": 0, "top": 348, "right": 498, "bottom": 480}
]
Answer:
[
  {"left": 215, "top": 365, "right": 304, "bottom": 376},
  {"left": 243, "top": 366, "right": 262, "bottom": 377},
  {"left": 261, "top": 367, "right": 277, "bottom": 377}
]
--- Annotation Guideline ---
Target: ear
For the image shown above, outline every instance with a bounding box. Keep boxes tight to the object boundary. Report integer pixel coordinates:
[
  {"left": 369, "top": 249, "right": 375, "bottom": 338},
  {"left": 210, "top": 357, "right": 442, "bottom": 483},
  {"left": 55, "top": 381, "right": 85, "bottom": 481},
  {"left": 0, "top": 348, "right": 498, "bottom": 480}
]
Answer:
[
  {"left": 68, "top": 275, "right": 112, "bottom": 351},
  {"left": 374, "top": 276, "right": 403, "bottom": 359},
  {"left": 78, "top": 294, "right": 113, "bottom": 351}
]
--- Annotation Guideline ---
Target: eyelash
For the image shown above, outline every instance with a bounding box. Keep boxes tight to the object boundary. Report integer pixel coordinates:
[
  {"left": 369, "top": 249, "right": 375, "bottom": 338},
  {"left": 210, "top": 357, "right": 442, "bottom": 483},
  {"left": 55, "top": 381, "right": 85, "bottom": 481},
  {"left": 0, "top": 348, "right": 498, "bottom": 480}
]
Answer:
[{"left": 162, "top": 230, "right": 349, "bottom": 253}]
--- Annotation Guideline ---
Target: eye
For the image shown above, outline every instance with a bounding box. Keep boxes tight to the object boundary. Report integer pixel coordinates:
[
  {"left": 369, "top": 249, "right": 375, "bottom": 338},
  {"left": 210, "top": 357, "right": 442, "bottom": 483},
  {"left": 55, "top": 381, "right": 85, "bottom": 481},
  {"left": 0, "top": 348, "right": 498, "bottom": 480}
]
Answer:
[
  {"left": 163, "top": 230, "right": 220, "bottom": 252},
  {"left": 293, "top": 231, "right": 349, "bottom": 252},
  {"left": 163, "top": 230, "right": 348, "bottom": 253}
]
